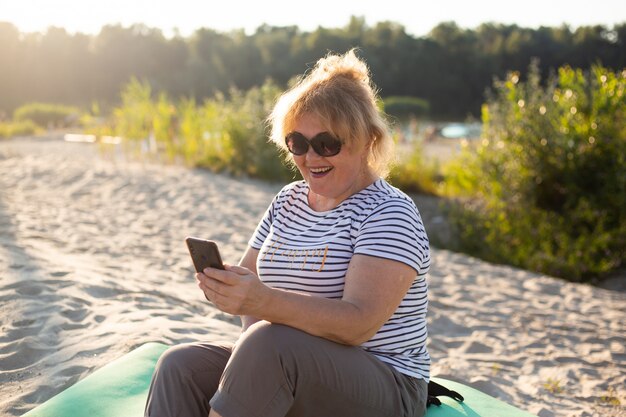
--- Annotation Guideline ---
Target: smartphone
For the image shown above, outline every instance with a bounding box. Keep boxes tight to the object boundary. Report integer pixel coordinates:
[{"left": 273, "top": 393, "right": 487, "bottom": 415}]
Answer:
[{"left": 185, "top": 237, "right": 225, "bottom": 272}]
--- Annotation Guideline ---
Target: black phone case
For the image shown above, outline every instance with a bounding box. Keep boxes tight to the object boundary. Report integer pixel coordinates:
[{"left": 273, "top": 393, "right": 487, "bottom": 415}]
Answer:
[{"left": 185, "top": 237, "right": 225, "bottom": 272}]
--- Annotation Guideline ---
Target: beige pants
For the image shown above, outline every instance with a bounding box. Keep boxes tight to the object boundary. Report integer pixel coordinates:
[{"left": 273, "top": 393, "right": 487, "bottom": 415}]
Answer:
[{"left": 145, "top": 322, "right": 427, "bottom": 417}]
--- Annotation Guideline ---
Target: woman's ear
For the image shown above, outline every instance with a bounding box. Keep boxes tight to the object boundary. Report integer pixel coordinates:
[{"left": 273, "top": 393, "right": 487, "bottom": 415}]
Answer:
[
  {"left": 366, "top": 136, "right": 372, "bottom": 148},
  {"left": 363, "top": 137, "right": 375, "bottom": 162}
]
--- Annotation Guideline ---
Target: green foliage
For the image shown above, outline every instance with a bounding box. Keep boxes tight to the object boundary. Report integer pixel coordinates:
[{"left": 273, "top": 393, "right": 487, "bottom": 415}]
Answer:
[
  {"left": 13, "top": 102, "right": 80, "bottom": 128},
  {"left": 543, "top": 378, "right": 564, "bottom": 394},
  {"left": 208, "top": 81, "right": 294, "bottom": 181},
  {"left": 113, "top": 78, "right": 154, "bottom": 142},
  {"left": 0, "top": 119, "right": 38, "bottom": 138},
  {"left": 110, "top": 78, "right": 294, "bottom": 181},
  {"left": 382, "top": 96, "right": 430, "bottom": 120},
  {"left": 388, "top": 141, "right": 441, "bottom": 195},
  {"left": 444, "top": 62, "right": 625, "bottom": 281},
  {"left": 599, "top": 387, "right": 621, "bottom": 406},
  {"left": 80, "top": 110, "right": 116, "bottom": 140}
]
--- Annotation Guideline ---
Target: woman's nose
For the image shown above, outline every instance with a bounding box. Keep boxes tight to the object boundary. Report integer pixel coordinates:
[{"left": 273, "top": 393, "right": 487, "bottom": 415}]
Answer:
[{"left": 305, "top": 144, "right": 321, "bottom": 159}]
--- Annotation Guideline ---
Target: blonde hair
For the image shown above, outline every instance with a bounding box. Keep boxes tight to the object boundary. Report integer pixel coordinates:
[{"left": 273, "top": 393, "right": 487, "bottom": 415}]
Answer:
[{"left": 268, "top": 49, "right": 395, "bottom": 177}]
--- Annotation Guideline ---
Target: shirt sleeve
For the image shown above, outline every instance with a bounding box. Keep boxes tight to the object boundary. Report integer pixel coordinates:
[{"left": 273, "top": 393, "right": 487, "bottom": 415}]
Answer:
[{"left": 353, "top": 199, "right": 430, "bottom": 275}]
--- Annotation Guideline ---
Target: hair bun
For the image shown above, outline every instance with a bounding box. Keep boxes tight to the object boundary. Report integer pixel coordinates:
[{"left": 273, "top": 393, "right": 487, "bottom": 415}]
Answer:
[{"left": 312, "top": 49, "right": 370, "bottom": 85}]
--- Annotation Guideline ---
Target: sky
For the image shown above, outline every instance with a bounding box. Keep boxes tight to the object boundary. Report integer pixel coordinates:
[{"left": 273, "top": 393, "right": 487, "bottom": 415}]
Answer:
[{"left": 1, "top": 0, "right": 625, "bottom": 38}]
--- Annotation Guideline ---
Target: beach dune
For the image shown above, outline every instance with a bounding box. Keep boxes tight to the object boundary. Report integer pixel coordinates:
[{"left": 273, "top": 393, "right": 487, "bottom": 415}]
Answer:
[{"left": 0, "top": 136, "right": 624, "bottom": 417}]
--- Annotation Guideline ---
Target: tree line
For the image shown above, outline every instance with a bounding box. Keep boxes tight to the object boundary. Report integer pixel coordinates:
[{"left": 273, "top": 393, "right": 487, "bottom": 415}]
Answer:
[{"left": 1, "top": 16, "right": 625, "bottom": 119}]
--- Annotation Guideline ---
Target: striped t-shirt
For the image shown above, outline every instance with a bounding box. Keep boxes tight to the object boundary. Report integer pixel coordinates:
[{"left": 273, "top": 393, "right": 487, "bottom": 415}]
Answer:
[{"left": 249, "top": 178, "right": 430, "bottom": 381}]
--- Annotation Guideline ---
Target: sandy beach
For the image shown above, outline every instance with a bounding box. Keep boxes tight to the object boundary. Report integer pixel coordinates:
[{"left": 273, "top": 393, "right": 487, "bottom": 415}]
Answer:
[{"left": 1, "top": 135, "right": 624, "bottom": 417}]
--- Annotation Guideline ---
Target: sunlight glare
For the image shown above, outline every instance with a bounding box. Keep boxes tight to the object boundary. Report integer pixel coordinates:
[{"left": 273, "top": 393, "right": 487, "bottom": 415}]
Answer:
[{"left": 0, "top": 0, "right": 624, "bottom": 37}]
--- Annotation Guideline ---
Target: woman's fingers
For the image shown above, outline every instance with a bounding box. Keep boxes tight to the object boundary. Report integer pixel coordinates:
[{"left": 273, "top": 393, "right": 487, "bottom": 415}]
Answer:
[
  {"left": 198, "top": 275, "right": 232, "bottom": 309},
  {"left": 196, "top": 270, "right": 247, "bottom": 313},
  {"left": 196, "top": 265, "right": 265, "bottom": 316},
  {"left": 197, "top": 279, "right": 213, "bottom": 302},
  {"left": 197, "top": 272, "right": 227, "bottom": 294},
  {"left": 201, "top": 268, "right": 229, "bottom": 284},
  {"left": 202, "top": 264, "right": 253, "bottom": 281},
  {"left": 225, "top": 264, "right": 253, "bottom": 275}
]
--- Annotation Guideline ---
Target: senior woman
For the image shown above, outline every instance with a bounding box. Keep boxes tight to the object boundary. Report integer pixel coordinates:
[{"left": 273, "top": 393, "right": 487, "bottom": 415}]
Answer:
[{"left": 145, "top": 49, "right": 431, "bottom": 417}]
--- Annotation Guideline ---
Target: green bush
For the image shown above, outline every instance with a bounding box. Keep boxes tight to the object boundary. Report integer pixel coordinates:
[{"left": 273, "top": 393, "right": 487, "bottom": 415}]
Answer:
[
  {"left": 214, "top": 81, "right": 295, "bottom": 181},
  {"left": 14, "top": 102, "right": 81, "bottom": 128},
  {"left": 111, "top": 78, "right": 294, "bottom": 181},
  {"left": 383, "top": 96, "right": 430, "bottom": 120},
  {"left": 444, "top": 62, "right": 625, "bottom": 281},
  {"left": 388, "top": 141, "right": 441, "bottom": 195},
  {"left": 113, "top": 78, "right": 154, "bottom": 142},
  {"left": 0, "top": 119, "right": 39, "bottom": 138}
]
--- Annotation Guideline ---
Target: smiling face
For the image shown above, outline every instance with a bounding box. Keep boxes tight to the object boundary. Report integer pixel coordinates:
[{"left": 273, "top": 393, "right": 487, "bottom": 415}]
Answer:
[{"left": 292, "top": 113, "right": 377, "bottom": 212}]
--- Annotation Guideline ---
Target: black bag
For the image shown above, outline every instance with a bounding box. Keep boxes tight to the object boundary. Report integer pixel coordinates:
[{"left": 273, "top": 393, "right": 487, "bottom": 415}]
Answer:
[{"left": 427, "top": 380, "right": 464, "bottom": 407}]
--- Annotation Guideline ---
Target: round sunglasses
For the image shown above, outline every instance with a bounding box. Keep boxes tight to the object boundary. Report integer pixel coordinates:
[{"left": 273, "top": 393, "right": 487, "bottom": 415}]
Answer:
[{"left": 285, "top": 131, "right": 342, "bottom": 157}]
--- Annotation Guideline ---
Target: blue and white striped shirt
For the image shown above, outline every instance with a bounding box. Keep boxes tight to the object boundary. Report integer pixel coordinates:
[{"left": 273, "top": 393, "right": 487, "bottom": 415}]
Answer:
[{"left": 249, "top": 178, "right": 430, "bottom": 381}]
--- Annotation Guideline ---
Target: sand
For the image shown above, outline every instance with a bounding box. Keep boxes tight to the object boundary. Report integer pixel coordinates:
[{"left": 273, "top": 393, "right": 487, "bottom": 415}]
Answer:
[{"left": 0, "top": 135, "right": 624, "bottom": 417}]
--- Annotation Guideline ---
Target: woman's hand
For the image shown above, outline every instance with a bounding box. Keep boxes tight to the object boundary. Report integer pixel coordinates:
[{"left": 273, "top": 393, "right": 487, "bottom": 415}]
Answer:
[{"left": 196, "top": 264, "right": 269, "bottom": 316}]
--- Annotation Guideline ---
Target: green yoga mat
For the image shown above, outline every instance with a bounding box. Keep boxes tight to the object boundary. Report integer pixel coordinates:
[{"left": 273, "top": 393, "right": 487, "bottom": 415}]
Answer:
[
  {"left": 23, "top": 342, "right": 536, "bottom": 417},
  {"left": 23, "top": 343, "right": 169, "bottom": 417}
]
